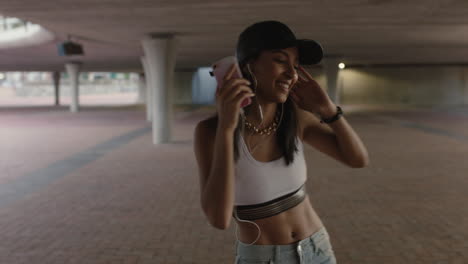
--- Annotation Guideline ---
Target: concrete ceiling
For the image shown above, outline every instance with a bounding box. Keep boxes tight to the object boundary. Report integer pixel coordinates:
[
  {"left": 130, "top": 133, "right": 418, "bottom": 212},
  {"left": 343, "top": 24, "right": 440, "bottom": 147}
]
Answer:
[{"left": 1, "top": 0, "right": 468, "bottom": 72}]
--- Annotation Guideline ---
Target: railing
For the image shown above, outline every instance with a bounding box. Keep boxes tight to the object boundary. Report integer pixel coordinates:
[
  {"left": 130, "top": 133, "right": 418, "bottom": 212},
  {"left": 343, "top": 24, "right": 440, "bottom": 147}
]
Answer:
[{"left": 0, "top": 15, "right": 35, "bottom": 33}]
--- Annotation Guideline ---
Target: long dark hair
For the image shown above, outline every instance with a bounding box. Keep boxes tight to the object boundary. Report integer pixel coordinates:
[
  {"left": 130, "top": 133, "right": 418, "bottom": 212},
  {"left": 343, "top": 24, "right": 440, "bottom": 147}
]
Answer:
[{"left": 230, "top": 51, "right": 300, "bottom": 166}]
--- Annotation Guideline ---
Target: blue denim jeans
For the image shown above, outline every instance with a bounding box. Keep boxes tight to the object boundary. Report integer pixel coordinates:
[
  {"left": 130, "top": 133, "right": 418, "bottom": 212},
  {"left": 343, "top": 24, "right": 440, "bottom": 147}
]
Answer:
[{"left": 234, "top": 226, "right": 337, "bottom": 264}]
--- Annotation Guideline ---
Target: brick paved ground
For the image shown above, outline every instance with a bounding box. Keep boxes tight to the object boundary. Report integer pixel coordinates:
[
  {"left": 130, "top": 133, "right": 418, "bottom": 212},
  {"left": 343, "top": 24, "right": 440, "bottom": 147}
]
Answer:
[{"left": 0, "top": 103, "right": 467, "bottom": 264}]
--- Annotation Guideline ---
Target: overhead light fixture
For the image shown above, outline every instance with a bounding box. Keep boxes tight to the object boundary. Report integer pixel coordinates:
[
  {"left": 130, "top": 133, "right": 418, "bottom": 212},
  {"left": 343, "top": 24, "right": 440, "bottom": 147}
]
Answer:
[
  {"left": 338, "top": 63, "right": 345, "bottom": 69},
  {"left": 57, "top": 35, "right": 84, "bottom": 56}
]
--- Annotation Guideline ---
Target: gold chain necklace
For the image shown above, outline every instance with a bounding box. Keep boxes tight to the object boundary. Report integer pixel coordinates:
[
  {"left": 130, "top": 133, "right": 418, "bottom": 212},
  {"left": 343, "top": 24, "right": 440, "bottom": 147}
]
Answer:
[{"left": 244, "top": 110, "right": 280, "bottom": 136}]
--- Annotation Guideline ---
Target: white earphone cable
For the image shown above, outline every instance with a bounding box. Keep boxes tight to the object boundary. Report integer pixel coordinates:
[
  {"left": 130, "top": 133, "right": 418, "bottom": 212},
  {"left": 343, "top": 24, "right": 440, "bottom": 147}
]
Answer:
[{"left": 233, "top": 64, "right": 285, "bottom": 246}]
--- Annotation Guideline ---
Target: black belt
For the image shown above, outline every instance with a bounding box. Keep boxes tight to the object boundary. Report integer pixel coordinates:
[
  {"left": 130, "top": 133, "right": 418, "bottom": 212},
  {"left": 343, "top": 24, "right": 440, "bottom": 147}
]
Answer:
[{"left": 233, "top": 184, "right": 306, "bottom": 221}]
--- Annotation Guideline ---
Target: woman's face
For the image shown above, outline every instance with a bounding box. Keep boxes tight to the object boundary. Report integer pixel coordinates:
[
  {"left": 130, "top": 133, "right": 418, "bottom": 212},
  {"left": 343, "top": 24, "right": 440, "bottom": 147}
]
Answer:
[{"left": 247, "top": 46, "right": 299, "bottom": 103}]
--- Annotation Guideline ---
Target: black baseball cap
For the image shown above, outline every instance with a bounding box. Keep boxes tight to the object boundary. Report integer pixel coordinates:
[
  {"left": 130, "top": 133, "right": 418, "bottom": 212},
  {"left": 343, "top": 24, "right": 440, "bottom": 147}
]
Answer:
[{"left": 236, "top": 20, "right": 323, "bottom": 66}]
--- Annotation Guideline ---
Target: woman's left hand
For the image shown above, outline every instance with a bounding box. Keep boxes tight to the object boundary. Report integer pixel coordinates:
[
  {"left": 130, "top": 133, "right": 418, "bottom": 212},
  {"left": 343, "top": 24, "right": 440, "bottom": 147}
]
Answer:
[{"left": 289, "top": 65, "right": 337, "bottom": 118}]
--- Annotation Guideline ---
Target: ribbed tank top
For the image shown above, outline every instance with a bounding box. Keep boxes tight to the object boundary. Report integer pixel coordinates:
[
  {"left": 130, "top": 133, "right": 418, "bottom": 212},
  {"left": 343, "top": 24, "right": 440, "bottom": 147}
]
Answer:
[{"left": 234, "top": 134, "right": 307, "bottom": 206}]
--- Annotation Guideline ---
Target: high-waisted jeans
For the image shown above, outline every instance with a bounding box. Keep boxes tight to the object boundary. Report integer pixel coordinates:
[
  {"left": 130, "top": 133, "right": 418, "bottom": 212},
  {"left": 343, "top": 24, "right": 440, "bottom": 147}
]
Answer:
[{"left": 234, "top": 226, "right": 337, "bottom": 264}]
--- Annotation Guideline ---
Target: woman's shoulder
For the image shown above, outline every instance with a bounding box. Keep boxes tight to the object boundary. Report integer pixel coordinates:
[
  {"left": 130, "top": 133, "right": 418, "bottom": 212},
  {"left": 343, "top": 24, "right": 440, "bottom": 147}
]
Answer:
[
  {"left": 290, "top": 103, "right": 305, "bottom": 141},
  {"left": 195, "top": 114, "right": 218, "bottom": 138},
  {"left": 291, "top": 103, "right": 322, "bottom": 142},
  {"left": 197, "top": 114, "right": 218, "bottom": 128}
]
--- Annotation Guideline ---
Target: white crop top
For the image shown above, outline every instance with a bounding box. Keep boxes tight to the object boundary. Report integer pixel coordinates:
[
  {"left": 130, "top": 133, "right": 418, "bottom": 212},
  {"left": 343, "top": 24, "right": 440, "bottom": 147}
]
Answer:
[{"left": 234, "top": 134, "right": 307, "bottom": 206}]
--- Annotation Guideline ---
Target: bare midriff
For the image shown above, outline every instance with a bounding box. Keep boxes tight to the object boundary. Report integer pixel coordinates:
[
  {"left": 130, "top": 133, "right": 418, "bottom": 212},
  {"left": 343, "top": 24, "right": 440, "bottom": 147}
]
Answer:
[
  {"left": 235, "top": 123, "right": 323, "bottom": 245},
  {"left": 233, "top": 194, "right": 324, "bottom": 245}
]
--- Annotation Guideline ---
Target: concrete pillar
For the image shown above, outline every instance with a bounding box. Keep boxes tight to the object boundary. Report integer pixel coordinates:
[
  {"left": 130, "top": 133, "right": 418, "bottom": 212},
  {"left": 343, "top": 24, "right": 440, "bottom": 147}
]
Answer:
[
  {"left": 141, "top": 35, "right": 179, "bottom": 144},
  {"left": 53, "top": 71, "right": 61, "bottom": 106},
  {"left": 140, "top": 56, "right": 152, "bottom": 122},
  {"left": 137, "top": 72, "right": 147, "bottom": 104},
  {"left": 323, "top": 58, "right": 341, "bottom": 104},
  {"left": 65, "top": 62, "right": 81, "bottom": 113}
]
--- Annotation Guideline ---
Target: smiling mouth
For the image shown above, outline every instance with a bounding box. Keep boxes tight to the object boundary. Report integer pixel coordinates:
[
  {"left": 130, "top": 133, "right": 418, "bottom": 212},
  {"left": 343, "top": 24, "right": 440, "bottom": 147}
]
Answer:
[{"left": 277, "top": 82, "right": 290, "bottom": 91}]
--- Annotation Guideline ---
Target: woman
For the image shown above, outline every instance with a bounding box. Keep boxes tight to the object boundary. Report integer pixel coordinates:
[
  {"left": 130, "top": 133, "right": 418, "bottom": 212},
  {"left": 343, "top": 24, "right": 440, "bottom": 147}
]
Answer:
[{"left": 194, "top": 20, "right": 369, "bottom": 264}]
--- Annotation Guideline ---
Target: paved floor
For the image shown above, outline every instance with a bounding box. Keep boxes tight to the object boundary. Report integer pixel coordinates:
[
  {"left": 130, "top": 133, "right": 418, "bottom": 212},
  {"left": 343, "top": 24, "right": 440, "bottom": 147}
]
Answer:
[{"left": 0, "top": 103, "right": 467, "bottom": 264}]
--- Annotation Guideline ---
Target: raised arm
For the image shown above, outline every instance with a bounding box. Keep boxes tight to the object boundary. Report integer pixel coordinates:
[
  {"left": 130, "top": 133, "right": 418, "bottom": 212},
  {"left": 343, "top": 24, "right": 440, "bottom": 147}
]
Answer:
[
  {"left": 193, "top": 63, "right": 255, "bottom": 230},
  {"left": 194, "top": 119, "right": 236, "bottom": 229}
]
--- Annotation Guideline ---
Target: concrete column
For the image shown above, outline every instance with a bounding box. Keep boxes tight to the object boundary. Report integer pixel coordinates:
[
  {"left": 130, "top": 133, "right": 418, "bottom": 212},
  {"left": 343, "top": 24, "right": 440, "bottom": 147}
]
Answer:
[
  {"left": 140, "top": 56, "right": 152, "bottom": 122},
  {"left": 53, "top": 71, "right": 61, "bottom": 106},
  {"left": 323, "top": 58, "right": 341, "bottom": 104},
  {"left": 141, "top": 35, "right": 179, "bottom": 144},
  {"left": 137, "top": 72, "right": 147, "bottom": 104},
  {"left": 65, "top": 62, "right": 81, "bottom": 113}
]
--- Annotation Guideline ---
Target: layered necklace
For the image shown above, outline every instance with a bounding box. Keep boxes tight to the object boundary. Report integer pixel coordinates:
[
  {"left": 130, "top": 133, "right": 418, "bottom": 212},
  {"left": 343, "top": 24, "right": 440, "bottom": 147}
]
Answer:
[{"left": 244, "top": 108, "right": 281, "bottom": 136}]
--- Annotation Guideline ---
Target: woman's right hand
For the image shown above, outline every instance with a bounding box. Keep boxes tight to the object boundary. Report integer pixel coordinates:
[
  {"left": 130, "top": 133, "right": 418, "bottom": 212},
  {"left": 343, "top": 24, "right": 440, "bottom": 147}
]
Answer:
[{"left": 215, "top": 64, "right": 255, "bottom": 133}]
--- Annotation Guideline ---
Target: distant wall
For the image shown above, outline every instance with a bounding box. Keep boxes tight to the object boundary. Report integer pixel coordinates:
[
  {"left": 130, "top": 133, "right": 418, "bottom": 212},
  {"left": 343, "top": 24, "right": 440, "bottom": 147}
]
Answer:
[
  {"left": 191, "top": 67, "right": 217, "bottom": 105},
  {"left": 173, "top": 71, "right": 194, "bottom": 105},
  {"left": 338, "top": 66, "right": 468, "bottom": 106},
  {"left": 183, "top": 65, "right": 468, "bottom": 106},
  {"left": 463, "top": 67, "right": 468, "bottom": 105}
]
